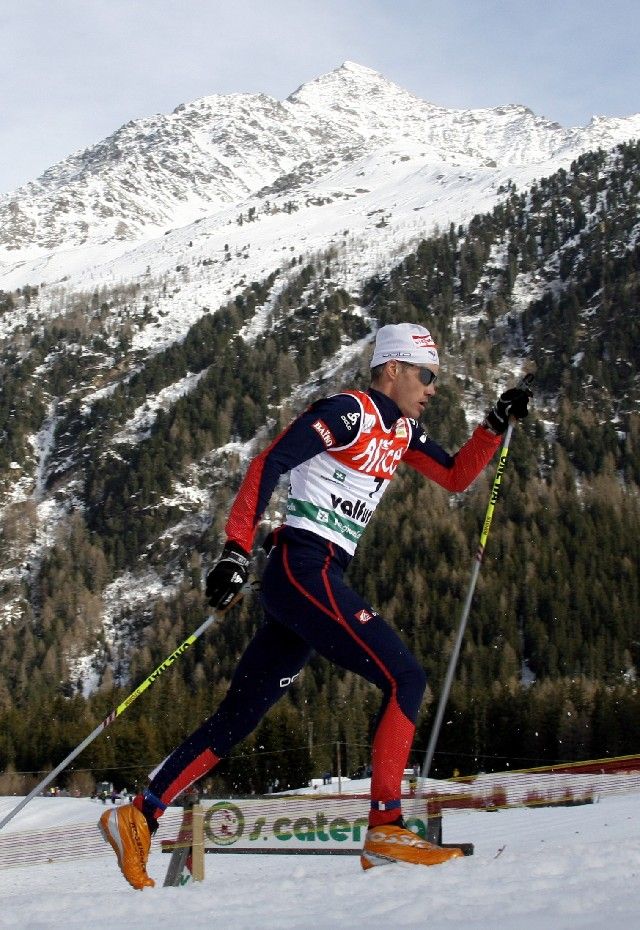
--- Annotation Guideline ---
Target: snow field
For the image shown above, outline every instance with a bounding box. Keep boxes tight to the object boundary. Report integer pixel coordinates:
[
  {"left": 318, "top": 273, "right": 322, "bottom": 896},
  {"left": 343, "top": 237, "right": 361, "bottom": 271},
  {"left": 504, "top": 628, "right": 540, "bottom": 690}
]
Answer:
[{"left": 0, "top": 792, "right": 639, "bottom": 929}]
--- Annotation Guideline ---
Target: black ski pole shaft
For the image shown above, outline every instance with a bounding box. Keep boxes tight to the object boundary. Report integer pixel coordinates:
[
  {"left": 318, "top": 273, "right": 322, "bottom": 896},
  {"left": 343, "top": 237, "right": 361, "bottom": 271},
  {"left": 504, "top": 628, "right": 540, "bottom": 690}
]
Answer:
[
  {"left": 0, "top": 607, "right": 228, "bottom": 832},
  {"left": 420, "top": 374, "right": 533, "bottom": 786}
]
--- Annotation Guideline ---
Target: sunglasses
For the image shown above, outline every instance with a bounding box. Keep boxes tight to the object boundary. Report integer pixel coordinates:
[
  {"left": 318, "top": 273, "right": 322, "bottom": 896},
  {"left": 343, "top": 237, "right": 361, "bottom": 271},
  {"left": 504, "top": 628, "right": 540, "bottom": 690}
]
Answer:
[
  {"left": 399, "top": 362, "right": 438, "bottom": 386},
  {"left": 417, "top": 367, "right": 438, "bottom": 386}
]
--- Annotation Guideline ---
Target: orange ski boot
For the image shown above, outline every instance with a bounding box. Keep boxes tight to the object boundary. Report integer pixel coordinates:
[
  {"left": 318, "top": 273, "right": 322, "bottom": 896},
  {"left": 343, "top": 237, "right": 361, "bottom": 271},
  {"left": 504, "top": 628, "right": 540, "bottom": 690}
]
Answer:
[
  {"left": 361, "top": 822, "right": 464, "bottom": 870},
  {"left": 99, "top": 803, "right": 155, "bottom": 889}
]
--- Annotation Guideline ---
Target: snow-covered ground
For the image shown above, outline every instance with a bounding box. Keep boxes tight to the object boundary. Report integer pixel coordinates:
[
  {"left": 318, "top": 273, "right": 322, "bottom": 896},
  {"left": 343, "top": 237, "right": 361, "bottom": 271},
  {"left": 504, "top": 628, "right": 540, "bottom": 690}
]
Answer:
[{"left": 1, "top": 790, "right": 638, "bottom": 929}]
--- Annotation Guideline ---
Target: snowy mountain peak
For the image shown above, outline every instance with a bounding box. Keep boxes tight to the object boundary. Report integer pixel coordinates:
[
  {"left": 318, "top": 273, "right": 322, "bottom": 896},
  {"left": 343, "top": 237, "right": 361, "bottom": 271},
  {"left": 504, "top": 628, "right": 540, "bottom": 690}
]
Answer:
[
  {"left": 287, "top": 60, "right": 428, "bottom": 120},
  {"left": 339, "top": 60, "right": 381, "bottom": 75},
  {"left": 1, "top": 61, "right": 640, "bottom": 291},
  {"left": 289, "top": 59, "right": 396, "bottom": 96}
]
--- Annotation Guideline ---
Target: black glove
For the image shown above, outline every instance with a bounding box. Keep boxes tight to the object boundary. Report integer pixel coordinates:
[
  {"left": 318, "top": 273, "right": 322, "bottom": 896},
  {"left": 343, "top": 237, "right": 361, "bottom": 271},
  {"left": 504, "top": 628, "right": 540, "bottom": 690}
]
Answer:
[
  {"left": 484, "top": 386, "right": 532, "bottom": 435},
  {"left": 205, "top": 541, "right": 250, "bottom": 610}
]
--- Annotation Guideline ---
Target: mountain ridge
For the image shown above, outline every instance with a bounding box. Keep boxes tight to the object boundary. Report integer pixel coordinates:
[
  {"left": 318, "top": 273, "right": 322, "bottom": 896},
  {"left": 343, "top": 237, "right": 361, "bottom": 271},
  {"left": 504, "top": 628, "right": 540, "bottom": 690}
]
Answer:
[{"left": 2, "top": 61, "right": 639, "bottom": 271}]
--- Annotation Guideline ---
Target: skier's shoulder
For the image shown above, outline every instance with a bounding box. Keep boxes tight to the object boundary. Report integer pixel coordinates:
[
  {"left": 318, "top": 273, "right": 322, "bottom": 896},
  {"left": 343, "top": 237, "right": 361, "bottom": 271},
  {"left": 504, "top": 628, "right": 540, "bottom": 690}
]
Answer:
[
  {"left": 304, "top": 390, "right": 364, "bottom": 433},
  {"left": 308, "top": 390, "right": 364, "bottom": 415},
  {"left": 284, "top": 391, "right": 363, "bottom": 451}
]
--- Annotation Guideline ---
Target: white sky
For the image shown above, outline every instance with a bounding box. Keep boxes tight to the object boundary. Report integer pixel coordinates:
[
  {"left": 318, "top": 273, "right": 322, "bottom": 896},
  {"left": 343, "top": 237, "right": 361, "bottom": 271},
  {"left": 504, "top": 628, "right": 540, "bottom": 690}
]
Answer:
[{"left": 1, "top": 0, "right": 639, "bottom": 196}]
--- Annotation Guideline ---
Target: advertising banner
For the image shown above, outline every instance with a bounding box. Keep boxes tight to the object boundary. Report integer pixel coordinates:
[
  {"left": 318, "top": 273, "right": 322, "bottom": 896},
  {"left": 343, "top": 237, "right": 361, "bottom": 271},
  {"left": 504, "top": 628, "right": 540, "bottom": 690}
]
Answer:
[{"left": 201, "top": 795, "right": 429, "bottom": 853}]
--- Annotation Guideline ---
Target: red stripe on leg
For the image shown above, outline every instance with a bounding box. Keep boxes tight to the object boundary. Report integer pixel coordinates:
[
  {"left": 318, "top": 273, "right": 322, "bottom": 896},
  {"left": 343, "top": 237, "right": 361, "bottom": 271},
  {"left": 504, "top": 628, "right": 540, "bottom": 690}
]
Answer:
[
  {"left": 160, "top": 748, "right": 220, "bottom": 809},
  {"left": 369, "top": 695, "right": 415, "bottom": 826}
]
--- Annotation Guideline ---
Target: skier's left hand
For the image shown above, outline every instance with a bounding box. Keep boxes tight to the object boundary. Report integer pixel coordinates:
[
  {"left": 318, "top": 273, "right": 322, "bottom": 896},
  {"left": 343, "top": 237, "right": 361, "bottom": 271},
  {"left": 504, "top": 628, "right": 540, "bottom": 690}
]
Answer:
[{"left": 485, "top": 386, "right": 532, "bottom": 434}]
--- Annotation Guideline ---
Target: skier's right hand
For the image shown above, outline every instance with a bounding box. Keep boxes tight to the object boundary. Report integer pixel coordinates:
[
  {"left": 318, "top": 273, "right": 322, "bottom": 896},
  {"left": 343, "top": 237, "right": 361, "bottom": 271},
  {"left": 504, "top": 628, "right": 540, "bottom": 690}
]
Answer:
[
  {"left": 205, "top": 541, "right": 250, "bottom": 611},
  {"left": 484, "top": 386, "right": 532, "bottom": 435}
]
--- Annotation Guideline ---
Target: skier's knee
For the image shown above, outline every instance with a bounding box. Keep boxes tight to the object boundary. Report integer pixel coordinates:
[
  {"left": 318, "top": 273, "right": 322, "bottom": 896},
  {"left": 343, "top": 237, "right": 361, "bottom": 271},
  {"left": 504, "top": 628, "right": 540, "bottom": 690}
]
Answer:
[
  {"left": 396, "top": 657, "right": 427, "bottom": 719},
  {"left": 407, "top": 658, "right": 427, "bottom": 699}
]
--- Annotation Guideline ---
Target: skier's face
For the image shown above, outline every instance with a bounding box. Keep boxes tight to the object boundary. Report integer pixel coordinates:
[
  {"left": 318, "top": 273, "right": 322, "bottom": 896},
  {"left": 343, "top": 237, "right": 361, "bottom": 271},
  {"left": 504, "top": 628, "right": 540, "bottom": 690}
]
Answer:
[{"left": 388, "top": 361, "right": 438, "bottom": 419}]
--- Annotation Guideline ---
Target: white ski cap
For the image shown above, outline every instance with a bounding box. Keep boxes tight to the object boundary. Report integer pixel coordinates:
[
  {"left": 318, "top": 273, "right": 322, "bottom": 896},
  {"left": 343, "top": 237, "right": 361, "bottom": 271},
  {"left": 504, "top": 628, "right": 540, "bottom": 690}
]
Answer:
[{"left": 370, "top": 323, "right": 439, "bottom": 369}]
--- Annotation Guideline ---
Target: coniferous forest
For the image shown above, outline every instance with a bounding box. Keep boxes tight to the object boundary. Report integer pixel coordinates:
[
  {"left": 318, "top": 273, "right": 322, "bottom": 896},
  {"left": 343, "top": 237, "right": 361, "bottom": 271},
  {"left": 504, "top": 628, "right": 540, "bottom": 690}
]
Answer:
[{"left": 0, "top": 141, "right": 639, "bottom": 795}]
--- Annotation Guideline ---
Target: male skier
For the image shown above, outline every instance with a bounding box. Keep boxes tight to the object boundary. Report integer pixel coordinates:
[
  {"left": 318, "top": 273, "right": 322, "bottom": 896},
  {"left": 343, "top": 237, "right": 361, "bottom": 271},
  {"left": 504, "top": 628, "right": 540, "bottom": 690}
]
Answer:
[{"left": 100, "top": 322, "right": 531, "bottom": 888}]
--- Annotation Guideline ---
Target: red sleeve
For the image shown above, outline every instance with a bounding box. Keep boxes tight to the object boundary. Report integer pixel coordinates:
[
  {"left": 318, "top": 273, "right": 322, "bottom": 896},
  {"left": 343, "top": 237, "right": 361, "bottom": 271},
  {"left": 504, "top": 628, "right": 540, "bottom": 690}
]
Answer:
[
  {"left": 224, "top": 430, "right": 293, "bottom": 553},
  {"left": 224, "top": 393, "right": 362, "bottom": 552},
  {"left": 403, "top": 425, "right": 501, "bottom": 492}
]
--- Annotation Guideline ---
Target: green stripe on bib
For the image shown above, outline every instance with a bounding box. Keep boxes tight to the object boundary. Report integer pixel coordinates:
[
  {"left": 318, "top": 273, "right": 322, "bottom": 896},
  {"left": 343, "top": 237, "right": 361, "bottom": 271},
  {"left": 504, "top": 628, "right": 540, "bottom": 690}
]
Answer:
[{"left": 286, "top": 498, "right": 365, "bottom": 544}]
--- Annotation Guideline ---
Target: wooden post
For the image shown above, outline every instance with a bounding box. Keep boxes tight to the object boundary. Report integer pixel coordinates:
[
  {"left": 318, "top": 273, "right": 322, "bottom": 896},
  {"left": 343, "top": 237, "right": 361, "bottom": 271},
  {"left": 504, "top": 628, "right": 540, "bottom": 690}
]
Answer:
[
  {"left": 162, "top": 804, "right": 206, "bottom": 887},
  {"left": 190, "top": 804, "right": 205, "bottom": 882}
]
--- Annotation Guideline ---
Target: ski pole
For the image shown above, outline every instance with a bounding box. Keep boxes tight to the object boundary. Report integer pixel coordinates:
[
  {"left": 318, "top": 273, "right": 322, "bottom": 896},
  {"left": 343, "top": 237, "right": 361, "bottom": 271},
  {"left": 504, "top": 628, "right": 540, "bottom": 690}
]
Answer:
[
  {"left": 420, "top": 374, "right": 533, "bottom": 786},
  {"left": 0, "top": 590, "right": 248, "bottom": 832}
]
